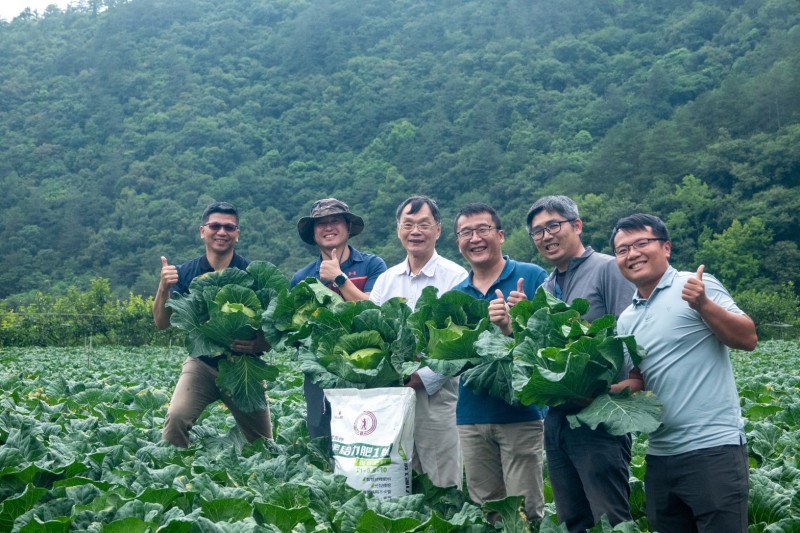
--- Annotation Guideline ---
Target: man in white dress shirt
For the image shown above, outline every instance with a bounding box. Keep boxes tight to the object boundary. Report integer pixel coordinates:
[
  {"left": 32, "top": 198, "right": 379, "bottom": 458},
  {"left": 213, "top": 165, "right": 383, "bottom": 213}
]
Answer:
[{"left": 370, "top": 195, "right": 468, "bottom": 488}]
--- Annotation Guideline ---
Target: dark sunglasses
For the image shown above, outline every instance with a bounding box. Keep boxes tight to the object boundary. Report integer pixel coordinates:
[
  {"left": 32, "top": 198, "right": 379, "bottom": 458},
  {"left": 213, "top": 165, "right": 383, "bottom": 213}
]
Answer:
[{"left": 202, "top": 222, "right": 239, "bottom": 232}]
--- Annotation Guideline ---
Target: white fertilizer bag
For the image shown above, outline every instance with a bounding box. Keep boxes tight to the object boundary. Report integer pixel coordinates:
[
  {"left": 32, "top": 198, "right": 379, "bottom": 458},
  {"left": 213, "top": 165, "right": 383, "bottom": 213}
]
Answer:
[{"left": 325, "top": 387, "right": 416, "bottom": 499}]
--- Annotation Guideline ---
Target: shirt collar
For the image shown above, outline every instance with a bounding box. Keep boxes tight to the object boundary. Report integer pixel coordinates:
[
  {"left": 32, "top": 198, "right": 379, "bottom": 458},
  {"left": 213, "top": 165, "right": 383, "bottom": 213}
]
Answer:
[
  {"left": 316, "top": 245, "right": 361, "bottom": 267},
  {"left": 631, "top": 266, "right": 676, "bottom": 306},
  {"left": 465, "top": 255, "right": 513, "bottom": 289},
  {"left": 566, "top": 247, "right": 594, "bottom": 272},
  {"left": 545, "top": 246, "right": 594, "bottom": 284},
  {"left": 399, "top": 251, "right": 440, "bottom": 277},
  {"left": 496, "top": 255, "right": 515, "bottom": 283},
  {"left": 199, "top": 252, "right": 244, "bottom": 273}
]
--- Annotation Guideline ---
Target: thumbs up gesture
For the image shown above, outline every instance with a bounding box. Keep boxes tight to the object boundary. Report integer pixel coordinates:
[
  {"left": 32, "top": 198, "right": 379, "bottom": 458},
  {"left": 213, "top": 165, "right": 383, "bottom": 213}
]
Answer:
[
  {"left": 489, "top": 289, "right": 513, "bottom": 335},
  {"left": 681, "top": 265, "right": 707, "bottom": 311},
  {"left": 507, "top": 278, "right": 528, "bottom": 306},
  {"left": 319, "top": 248, "right": 343, "bottom": 283},
  {"left": 159, "top": 256, "right": 179, "bottom": 291}
]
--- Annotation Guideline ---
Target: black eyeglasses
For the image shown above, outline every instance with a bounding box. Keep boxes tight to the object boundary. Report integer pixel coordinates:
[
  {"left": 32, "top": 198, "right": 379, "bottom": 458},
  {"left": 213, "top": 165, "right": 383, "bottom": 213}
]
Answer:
[
  {"left": 203, "top": 222, "right": 239, "bottom": 232},
  {"left": 456, "top": 226, "right": 496, "bottom": 240},
  {"left": 614, "top": 238, "right": 665, "bottom": 257},
  {"left": 528, "top": 219, "right": 575, "bottom": 241}
]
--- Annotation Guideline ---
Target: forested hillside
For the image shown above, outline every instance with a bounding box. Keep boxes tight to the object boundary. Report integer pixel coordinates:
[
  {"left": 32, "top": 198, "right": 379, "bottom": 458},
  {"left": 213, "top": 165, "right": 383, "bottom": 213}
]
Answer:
[{"left": 1, "top": 0, "right": 798, "bottom": 305}]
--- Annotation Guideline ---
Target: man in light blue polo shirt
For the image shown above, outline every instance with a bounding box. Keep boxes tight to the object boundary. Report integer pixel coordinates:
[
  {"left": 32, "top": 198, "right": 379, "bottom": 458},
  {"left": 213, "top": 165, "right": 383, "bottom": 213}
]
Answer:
[
  {"left": 370, "top": 195, "right": 467, "bottom": 488},
  {"left": 611, "top": 213, "right": 758, "bottom": 533}
]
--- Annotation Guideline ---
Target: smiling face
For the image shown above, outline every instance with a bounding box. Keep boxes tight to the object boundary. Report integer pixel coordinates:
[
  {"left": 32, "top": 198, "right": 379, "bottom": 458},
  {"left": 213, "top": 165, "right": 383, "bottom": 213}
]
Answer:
[
  {"left": 313, "top": 214, "right": 350, "bottom": 251},
  {"left": 613, "top": 227, "right": 671, "bottom": 298},
  {"left": 529, "top": 210, "right": 584, "bottom": 271},
  {"left": 200, "top": 213, "right": 240, "bottom": 255},
  {"left": 456, "top": 212, "right": 504, "bottom": 270},
  {"left": 397, "top": 202, "right": 441, "bottom": 261}
]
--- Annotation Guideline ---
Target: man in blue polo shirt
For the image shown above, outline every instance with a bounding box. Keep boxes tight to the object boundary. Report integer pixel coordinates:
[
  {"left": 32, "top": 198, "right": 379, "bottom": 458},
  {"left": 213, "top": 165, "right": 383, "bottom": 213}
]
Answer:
[
  {"left": 451, "top": 202, "right": 548, "bottom": 522},
  {"left": 154, "top": 201, "right": 272, "bottom": 447},
  {"left": 291, "top": 198, "right": 387, "bottom": 438}
]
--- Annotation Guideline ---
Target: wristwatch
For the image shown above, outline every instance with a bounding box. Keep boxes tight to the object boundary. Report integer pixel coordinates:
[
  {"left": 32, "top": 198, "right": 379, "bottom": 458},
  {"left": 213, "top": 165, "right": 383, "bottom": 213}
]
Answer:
[{"left": 333, "top": 273, "right": 349, "bottom": 288}]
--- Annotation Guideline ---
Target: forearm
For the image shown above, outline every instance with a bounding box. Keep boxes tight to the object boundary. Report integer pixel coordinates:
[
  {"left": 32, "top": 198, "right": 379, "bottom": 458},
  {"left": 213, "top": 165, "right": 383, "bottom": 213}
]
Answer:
[
  {"left": 405, "top": 372, "right": 426, "bottom": 391},
  {"left": 153, "top": 286, "right": 173, "bottom": 329},
  {"left": 609, "top": 378, "right": 644, "bottom": 394},
  {"left": 609, "top": 368, "right": 643, "bottom": 394},
  {"left": 338, "top": 281, "right": 370, "bottom": 301},
  {"left": 698, "top": 300, "right": 758, "bottom": 351}
]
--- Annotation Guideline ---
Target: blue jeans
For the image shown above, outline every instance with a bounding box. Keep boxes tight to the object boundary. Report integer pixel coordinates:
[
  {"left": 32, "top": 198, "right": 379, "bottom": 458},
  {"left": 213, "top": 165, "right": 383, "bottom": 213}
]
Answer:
[{"left": 545, "top": 410, "right": 633, "bottom": 532}]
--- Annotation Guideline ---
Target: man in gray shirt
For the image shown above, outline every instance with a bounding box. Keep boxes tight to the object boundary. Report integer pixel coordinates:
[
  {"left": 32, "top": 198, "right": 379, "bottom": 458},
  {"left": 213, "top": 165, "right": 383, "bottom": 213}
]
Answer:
[{"left": 526, "top": 196, "right": 638, "bottom": 533}]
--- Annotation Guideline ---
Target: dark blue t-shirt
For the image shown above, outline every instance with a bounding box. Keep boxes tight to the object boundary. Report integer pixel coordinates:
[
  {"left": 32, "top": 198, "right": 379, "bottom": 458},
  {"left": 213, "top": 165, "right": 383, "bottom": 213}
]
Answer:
[
  {"left": 452, "top": 257, "right": 549, "bottom": 425},
  {"left": 171, "top": 253, "right": 250, "bottom": 367},
  {"left": 291, "top": 245, "right": 387, "bottom": 439},
  {"left": 171, "top": 253, "right": 250, "bottom": 296},
  {"left": 290, "top": 245, "right": 387, "bottom": 295}
]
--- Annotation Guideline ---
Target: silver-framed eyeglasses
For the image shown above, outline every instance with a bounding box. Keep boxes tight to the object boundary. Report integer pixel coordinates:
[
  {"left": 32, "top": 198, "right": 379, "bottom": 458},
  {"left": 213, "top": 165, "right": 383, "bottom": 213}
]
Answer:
[
  {"left": 528, "top": 219, "right": 575, "bottom": 241},
  {"left": 398, "top": 222, "right": 437, "bottom": 232},
  {"left": 614, "top": 238, "right": 666, "bottom": 257},
  {"left": 456, "top": 225, "right": 496, "bottom": 240}
]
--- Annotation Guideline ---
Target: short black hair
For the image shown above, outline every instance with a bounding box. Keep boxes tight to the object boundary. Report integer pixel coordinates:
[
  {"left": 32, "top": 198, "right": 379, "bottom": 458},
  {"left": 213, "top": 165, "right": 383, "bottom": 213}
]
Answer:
[
  {"left": 453, "top": 203, "right": 502, "bottom": 234},
  {"left": 395, "top": 195, "right": 441, "bottom": 223},
  {"left": 526, "top": 195, "right": 580, "bottom": 229},
  {"left": 202, "top": 201, "right": 239, "bottom": 224},
  {"left": 610, "top": 213, "right": 670, "bottom": 249}
]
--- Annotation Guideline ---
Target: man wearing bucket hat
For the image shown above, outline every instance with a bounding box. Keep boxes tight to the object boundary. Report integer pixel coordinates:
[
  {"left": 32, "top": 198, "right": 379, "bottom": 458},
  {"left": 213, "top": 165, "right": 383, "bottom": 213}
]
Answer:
[{"left": 291, "top": 198, "right": 387, "bottom": 438}]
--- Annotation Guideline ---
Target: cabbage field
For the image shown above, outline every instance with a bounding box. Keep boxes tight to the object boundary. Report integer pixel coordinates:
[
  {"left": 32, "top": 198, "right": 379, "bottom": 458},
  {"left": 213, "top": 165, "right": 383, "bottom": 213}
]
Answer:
[{"left": 1, "top": 341, "right": 798, "bottom": 532}]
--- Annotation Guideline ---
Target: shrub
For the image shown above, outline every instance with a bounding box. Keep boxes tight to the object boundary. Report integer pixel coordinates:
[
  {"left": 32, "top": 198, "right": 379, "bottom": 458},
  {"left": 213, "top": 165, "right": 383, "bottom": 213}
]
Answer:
[{"left": 734, "top": 283, "right": 799, "bottom": 339}]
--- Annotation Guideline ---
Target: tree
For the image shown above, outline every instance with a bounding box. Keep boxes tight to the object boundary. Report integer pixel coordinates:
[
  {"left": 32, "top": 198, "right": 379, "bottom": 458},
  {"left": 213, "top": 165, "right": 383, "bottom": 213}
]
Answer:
[
  {"left": 665, "top": 175, "right": 717, "bottom": 266},
  {"left": 694, "top": 218, "right": 771, "bottom": 291}
]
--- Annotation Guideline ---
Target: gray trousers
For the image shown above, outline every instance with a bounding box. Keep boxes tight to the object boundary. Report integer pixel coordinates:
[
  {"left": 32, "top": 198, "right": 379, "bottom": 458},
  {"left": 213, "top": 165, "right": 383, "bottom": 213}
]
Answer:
[
  {"left": 458, "top": 420, "right": 545, "bottom": 520},
  {"left": 412, "top": 377, "right": 462, "bottom": 488}
]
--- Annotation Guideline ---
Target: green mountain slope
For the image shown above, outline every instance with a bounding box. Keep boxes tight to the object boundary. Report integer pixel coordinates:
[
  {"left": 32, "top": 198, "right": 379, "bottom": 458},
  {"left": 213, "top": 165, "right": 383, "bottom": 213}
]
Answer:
[{"left": 0, "top": 0, "right": 797, "bottom": 301}]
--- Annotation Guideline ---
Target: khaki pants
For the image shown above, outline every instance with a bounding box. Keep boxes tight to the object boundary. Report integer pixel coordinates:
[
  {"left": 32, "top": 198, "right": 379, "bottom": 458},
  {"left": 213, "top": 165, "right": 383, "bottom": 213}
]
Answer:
[
  {"left": 163, "top": 357, "right": 272, "bottom": 447},
  {"left": 412, "top": 377, "right": 462, "bottom": 488},
  {"left": 458, "top": 420, "right": 545, "bottom": 520}
]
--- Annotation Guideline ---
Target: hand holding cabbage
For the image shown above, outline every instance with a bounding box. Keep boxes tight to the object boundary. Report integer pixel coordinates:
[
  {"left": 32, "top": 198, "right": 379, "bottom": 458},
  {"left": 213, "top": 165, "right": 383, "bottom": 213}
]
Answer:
[
  {"left": 165, "top": 261, "right": 289, "bottom": 412},
  {"left": 410, "top": 286, "right": 662, "bottom": 435}
]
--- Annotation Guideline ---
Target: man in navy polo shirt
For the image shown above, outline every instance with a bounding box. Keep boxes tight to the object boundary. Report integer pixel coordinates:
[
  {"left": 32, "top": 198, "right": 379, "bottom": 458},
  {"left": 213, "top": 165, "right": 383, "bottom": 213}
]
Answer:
[
  {"left": 154, "top": 201, "right": 272, "bottom": 447},
  {"left": 451, "top": 202, "right": 548, "bottom": 522},
  {"left": 291, "top": 198, "right": 387, "bottom": 438}
]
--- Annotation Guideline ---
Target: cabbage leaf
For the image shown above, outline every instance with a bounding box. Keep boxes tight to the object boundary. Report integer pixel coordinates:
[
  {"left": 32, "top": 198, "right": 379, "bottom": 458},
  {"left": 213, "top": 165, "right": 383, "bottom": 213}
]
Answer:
[
  {"left": 262, "top": 278, "right": 344, "bottom": 348},
  {"left": 165, "top": 261, "right": 288, "bottom": 412},
  {"left": 460, "top": 286, "right": 660, "bottom": 434},
  {"left": 299, "top": 297, "right": 419, "bottom": 389},
  {"left": 407, "top": 286, "right": 490, "bottom": 376}
]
